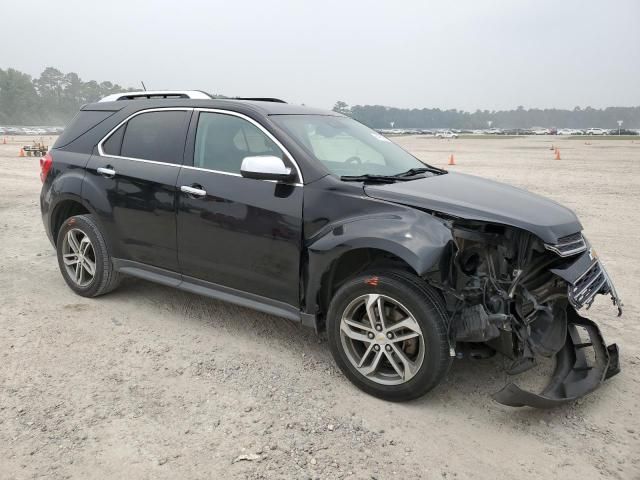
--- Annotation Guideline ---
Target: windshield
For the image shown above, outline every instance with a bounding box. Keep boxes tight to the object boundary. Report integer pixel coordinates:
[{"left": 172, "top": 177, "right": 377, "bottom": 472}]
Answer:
[{"left": 271, "top": 115, "right": 429, "bottom": 177}]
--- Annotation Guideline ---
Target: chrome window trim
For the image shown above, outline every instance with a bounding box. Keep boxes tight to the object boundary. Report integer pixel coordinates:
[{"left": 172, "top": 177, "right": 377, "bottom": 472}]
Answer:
[
  {"left": 97, "top": 107, "right": 193, "bottom": 164},
  {"left": 96, "top": 107, "right": 304, "bottom": 185},
  {"left": 182, "top": 165, "right": 302, "bottom": 187}
]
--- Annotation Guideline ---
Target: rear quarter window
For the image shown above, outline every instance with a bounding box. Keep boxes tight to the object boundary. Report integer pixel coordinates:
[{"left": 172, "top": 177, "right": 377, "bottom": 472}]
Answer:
[
  {"left": 53, "top": 110, "right": 117, "bottom": 148},
  {"left": 102, "top": 125, "right": 125, "bottom": 156}
]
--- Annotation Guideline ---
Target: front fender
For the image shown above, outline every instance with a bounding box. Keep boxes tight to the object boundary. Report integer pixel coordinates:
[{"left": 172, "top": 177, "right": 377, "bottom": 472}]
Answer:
[{"left": 303, "top": 209, "right": 453, "bottom": 314}]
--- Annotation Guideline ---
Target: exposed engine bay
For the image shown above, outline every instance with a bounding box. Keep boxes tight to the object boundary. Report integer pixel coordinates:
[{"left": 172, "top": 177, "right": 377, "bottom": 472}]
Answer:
[{"left": 427, "top": 220, "right": 622, "bottom": 408}]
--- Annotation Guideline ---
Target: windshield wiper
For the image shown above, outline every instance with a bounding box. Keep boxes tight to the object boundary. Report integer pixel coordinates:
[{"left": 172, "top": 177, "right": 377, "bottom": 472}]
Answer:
[
  {"left": 340, "top": 166, "right": 447, "bottom": 183},
  {"left": 392, "top": 166, "right": 446, "bottom": 177},
  {"left": 340, "top": 174, "right": 405, "bottom": 183}
]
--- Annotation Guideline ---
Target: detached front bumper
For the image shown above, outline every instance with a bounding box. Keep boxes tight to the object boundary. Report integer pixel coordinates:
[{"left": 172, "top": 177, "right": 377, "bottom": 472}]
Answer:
[
  {"left": 493, "top": 308, "right": 620, "bottom": 408},
  {"left": 493, "top": 248, "right": 622, "bottom": 408}
]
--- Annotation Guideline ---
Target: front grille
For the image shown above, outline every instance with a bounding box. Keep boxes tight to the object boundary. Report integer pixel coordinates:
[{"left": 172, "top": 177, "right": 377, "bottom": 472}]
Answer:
[
  {"left": 545, "top": 232, "right": 587, "bottom": 257},
  {"left": 569, "top": 260, "right": 608, "bottom": 309}
]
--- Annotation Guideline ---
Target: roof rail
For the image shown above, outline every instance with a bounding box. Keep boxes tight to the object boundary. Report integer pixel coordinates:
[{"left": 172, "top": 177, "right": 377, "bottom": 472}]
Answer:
[
  {"left": 234, "top": 97, "right": 287, "bottom": 103},
  {"left": 98, "top": 90, "right": 212, "bottom": 102}
]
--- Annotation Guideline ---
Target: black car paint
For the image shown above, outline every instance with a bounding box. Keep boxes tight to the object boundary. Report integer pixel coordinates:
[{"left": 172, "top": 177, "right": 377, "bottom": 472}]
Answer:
[
  {"left": 41, "top": 98, "right": 590, "bottom": 322},
  {"left": 41, "top": 98, "right": 621, "bottom": 408},
  {"left": 365, "top": 172, "right": 582, "bottom": 244},
  {"left": 301, "top": 175, "right": 454, "bottom": 315}
]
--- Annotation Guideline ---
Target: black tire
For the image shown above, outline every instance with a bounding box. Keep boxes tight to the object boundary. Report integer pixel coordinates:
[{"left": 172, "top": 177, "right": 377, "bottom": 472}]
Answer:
[
  {"left": 327, "top": 270, "right": 452, "bottom": 402},
  {"left": 56, "top": 214, "right": 121, "bottom": 297}
]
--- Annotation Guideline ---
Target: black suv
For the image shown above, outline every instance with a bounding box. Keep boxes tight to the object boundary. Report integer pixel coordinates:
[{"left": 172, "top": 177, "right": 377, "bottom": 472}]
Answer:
[{"left": 40, "top": 91, "right": 622, "bottom": 407}]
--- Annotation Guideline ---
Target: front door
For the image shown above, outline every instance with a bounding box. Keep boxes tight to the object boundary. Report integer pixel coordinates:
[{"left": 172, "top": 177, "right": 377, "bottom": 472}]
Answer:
[
  {"left": 176, "top": 110, "right": 303, "bottom": 306},
  {"left": 85, "top": 109, "right": 191, "bottom": 271}
]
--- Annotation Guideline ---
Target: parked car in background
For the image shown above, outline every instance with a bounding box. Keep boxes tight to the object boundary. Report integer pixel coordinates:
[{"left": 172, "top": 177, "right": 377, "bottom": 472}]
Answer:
[
  {"left": 435, "top": 130, "right": 458, "bottom": 138},
  {"left": 608, "top": 128, "right": 638, "bottom": 136},
  {"left": 532, "top": 128, "right": 550, "bottom": 135},
  {"left": 586, "top": 128, "right": 607, "bottom": 135},
  {"left": 22, "top": 128, "right": 38, "bottom": 135},
  {"left": 502, "top": 128, "right": 522, "bottom": 135}
]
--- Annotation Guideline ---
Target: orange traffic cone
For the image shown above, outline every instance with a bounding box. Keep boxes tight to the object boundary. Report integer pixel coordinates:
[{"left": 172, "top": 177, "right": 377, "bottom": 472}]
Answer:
[
  {"left": 2, "top": 137, "right": 6, "bottom": 144},
  {"left": 448, "top": 154, "right": 456, "bottom": 165},
  {"left": 19, "top": 148, "right": 25, "bottom": 157},
  {"left": 555, "top": 149, "right": 561, "bottom": 160}
]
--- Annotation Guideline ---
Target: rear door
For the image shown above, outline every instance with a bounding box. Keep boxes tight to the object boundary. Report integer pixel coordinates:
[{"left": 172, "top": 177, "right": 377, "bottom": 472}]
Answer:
[
  {"left": 85, "top": 108, "right": 191, "bottom": 271},
  {"left": 176, "top": 110, "right": 303, "bottom": 306}
]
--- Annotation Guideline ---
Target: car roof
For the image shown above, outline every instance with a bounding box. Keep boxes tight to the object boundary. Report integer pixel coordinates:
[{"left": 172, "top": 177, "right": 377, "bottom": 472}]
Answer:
[{"left": 83, "top": 98, "right": 340, "bottom": 117}]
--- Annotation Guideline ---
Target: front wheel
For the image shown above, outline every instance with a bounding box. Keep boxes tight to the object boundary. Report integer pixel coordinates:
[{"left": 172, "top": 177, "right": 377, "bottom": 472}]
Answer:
[{"left": 327, "top": 270, "right": 452, "bottom": 401}]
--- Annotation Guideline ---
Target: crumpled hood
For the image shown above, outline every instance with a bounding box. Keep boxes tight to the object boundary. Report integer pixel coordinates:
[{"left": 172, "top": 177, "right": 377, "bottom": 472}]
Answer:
[{"left": 364, "top": 172, "right": 581, "bottom": 243}]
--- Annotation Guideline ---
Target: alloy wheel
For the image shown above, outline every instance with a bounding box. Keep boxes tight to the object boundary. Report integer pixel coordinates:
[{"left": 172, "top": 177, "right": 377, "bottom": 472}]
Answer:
[
  {"left": 61, "top": 228, "right": 96, "bottom": 287},
  {"left": 339, "top": 293, "right": 425, "bottom": 385}
]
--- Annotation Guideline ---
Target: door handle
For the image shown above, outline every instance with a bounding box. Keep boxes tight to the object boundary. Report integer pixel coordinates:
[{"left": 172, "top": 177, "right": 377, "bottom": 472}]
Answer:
[
  {"left": 97, "top": 166, "right": 116, "bottom": 178},
  {"left": 180, "top": 185, "right": 207, "bottom": 197}
]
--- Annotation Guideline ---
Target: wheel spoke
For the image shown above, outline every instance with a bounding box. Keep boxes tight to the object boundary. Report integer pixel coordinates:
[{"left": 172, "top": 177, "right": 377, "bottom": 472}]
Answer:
[
  {"left": 384, "top": 350, "right": 404, "bottom": 378},
  {"left": 357, "top": 343, "right": 375, "bottom": 368},
  {"left": 390, "top": 343, "right": 419, "bottom": 381},
  {"left": 390, "top": 331, "right": 421, "bottom": 343},
  {"left": 79, "top": 236, "right": 91, "bottom": 255},
  {"left": 63, "top": 253, "right": 79, "bottom": 266},
  {"left": 343, "top": 318, "right": 374, "bottom": 333},
  {"left": 364, "top": 294, "right": 380, "bottom": 329},
  {"left": 75, "top": 261, "right": 83, "bottom": 284},
  {"left": 376, "top": 296, "right": 387, "bottom": 329},
  {"left": 340, "top": 323, "right": 373, "bottom": 343},
  {"left": 83, "top": 257, "right": 96, "bottom": 276},
  {"left": 358, "top": 348, "right": 384, "bottom": 377},
  {"left": 67, "top": 231, "right": 80, "bottom": 253}
]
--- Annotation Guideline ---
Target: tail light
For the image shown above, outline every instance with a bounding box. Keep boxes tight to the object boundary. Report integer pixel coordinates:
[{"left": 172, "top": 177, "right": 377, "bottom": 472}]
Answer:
[{"left": 40, "top": 152, "right": 53, "bottom": 183}]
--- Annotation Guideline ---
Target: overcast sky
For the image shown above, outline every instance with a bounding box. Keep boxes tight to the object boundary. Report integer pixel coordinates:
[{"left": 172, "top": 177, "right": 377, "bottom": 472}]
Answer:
[{"left": 2, "top": 0, "right": 639, "bottom": 111}]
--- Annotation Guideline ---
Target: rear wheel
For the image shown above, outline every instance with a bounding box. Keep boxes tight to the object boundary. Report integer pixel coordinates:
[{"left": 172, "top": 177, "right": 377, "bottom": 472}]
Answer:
[
  {"left": 56, "top": 214, "right": 121, "bottom": 297},
  {"left": 327, "top": 270, "right": 452, "bottom": 401}
]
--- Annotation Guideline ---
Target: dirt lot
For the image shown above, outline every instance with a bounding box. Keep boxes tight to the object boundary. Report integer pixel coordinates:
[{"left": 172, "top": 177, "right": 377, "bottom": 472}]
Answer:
[{"left": 1, "top": 135, "right": 639, "bottom": 479}]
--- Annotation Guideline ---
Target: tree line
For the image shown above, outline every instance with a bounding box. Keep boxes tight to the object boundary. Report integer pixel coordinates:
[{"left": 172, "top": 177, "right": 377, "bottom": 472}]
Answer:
[
  {"left": 1, "top": 66, "right": 638, "bottom": 129},
  {"left": 333, "top": 101, "right": 640, "bottom": 129},
  {"left": 0, "top": 67, "right": 135, "bottom": 125}
]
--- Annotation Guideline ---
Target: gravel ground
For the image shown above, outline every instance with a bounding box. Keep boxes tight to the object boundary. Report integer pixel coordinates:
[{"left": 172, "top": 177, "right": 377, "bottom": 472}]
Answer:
[{"left": 1, "top": 135, "right": 639, "bottom": 479}]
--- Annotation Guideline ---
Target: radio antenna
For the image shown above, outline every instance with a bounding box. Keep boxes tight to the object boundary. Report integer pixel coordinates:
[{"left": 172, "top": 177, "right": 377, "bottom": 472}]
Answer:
[{"left": 140, "top": 81, "right": 147, "bottom": 91}]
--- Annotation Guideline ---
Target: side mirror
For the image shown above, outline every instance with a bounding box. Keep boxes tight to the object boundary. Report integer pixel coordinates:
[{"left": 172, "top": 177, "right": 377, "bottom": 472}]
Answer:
[{"left": 240, "top": 156, "right": 295, "bottom": 182}]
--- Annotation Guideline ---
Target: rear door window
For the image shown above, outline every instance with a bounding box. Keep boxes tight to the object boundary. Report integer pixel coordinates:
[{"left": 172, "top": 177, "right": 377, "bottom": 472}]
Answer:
[{"left": 118, "top": 110, "right": 188, "bottom": 163}]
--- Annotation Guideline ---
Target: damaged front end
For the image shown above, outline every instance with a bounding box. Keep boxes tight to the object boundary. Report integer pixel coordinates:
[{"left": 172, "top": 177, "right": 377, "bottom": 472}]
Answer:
[{"left": 428, "top": 221, "right": 622, "bottom": 408}]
